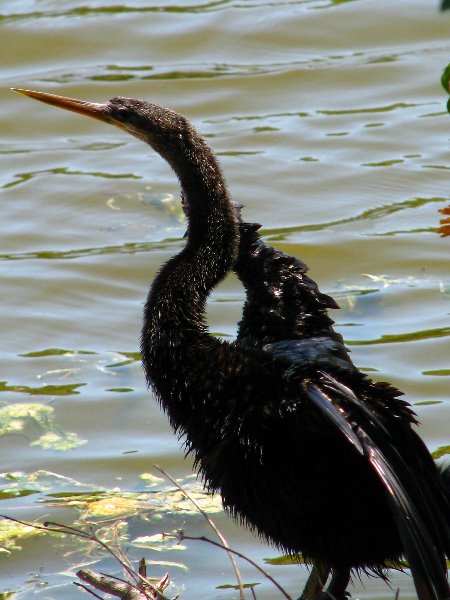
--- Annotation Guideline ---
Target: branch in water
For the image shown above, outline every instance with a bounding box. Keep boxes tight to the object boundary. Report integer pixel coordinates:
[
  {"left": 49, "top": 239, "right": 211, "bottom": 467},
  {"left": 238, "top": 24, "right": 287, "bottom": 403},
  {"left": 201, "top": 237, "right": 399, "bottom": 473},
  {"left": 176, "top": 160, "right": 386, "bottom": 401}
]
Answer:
[{"left": 76, "top": 564, "right": 170, "bottom": 600}]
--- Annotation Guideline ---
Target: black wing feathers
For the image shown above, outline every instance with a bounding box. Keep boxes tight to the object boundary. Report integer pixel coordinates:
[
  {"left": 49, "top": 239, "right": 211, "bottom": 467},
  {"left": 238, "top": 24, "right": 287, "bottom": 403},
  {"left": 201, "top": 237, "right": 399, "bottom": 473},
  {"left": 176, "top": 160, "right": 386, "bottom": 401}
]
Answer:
[
  {"left": 307, "top": 373, "right": 450, "bottom": 600},
  {"left": 235, "top": 220, "right": 449, "bottom": 599}
]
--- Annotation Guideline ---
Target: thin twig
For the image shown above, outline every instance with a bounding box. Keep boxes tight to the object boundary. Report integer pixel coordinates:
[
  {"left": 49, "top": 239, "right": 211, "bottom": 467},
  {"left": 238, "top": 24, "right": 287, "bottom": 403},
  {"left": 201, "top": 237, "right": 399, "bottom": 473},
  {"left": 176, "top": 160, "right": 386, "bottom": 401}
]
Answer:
[
  {"left": 154, "top": 464, "right": 246, "bottom": 600},
  {"left": 180, "top": 533, "right": 293, "bottom": 600}
]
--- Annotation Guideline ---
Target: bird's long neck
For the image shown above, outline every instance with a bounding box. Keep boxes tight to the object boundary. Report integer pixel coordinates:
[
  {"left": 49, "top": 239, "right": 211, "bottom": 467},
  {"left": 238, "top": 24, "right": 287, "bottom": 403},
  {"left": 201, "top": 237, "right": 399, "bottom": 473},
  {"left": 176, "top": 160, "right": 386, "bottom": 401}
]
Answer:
[{"left": 142, "top": 134, "right": 239, "bottom": 348}]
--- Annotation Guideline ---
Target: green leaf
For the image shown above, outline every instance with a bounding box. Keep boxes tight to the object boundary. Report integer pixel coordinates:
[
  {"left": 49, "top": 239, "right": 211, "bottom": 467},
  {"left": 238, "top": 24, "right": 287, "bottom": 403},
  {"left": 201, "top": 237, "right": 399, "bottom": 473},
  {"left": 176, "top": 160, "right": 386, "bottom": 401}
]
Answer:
[
  {"left": 422, "top": 369, "right": 450, "bottom": 376},
  {"left": 414, "top": 400, "right": 442, "bottom": 406},
  {"left": 0, "top": 381, "right": 85, "bottom": 396},
  {"left": 432, "top": 445, "right": 450, "bottom": 460},
  {"left": 264, "top": 554, "right": 304, "bottom": 565},
  {"left": 20, "top": 348, "right": 96, "bottom": 358}
]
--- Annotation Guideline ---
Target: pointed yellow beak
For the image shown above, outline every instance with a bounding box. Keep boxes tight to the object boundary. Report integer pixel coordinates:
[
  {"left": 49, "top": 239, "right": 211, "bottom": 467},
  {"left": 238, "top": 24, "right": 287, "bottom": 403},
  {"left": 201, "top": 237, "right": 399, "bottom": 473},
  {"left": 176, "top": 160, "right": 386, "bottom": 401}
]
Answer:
[{"left": 11, "top": 88, "right": 117, "bottom": 127}]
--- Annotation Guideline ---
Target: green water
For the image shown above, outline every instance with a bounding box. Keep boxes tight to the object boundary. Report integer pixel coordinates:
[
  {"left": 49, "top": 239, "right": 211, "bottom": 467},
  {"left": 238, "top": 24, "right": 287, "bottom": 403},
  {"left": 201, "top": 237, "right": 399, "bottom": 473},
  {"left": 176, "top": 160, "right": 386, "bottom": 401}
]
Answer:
[{"left": 1, "top": 1, "right": 449, "bottom": 598}]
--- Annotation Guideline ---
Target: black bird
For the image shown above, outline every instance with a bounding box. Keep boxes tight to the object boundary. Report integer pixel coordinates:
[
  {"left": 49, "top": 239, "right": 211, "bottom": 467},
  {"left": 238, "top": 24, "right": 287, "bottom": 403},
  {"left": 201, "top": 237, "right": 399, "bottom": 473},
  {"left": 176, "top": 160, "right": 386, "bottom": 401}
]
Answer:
[{"left": 13, "top": 89, "right": 450, "bottom": 600}]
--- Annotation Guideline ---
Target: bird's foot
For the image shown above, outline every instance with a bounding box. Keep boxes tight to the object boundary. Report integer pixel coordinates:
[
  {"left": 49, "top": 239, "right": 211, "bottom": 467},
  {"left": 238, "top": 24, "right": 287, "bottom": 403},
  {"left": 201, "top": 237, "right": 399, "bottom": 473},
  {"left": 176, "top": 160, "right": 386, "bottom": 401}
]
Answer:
[
  {"left": 298, "top": 561, "right": 330, "bottom": 600},
  {"left": 299, "top": 564, "right": 351, "bottom": 600}
]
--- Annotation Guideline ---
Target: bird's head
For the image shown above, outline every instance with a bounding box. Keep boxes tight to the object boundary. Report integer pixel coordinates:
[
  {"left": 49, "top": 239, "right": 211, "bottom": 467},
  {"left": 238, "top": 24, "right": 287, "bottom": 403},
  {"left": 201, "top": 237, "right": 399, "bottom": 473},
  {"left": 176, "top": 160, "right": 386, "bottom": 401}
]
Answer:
[{"left": 11, "top": 89, "right": 197, "bottom": 166}]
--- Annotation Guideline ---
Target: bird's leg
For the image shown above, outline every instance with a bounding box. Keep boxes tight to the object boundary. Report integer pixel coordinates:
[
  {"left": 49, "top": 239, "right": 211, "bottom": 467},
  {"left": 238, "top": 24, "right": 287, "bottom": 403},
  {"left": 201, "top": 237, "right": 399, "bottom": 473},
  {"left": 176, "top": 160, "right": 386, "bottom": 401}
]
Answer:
[
  {"left": 323, "top": 568, "right": 351, "bottom": 600},
  {"left": 299, "top": 561, "right": 331, "bottom": 600}
]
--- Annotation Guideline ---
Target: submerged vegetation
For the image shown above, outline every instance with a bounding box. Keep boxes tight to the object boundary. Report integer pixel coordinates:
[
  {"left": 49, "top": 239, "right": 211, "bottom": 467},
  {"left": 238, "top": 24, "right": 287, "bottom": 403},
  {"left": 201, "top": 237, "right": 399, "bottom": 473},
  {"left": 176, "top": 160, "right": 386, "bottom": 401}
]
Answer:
[{"left": 0, "top": 469, "right": 297, "bottom": 599}]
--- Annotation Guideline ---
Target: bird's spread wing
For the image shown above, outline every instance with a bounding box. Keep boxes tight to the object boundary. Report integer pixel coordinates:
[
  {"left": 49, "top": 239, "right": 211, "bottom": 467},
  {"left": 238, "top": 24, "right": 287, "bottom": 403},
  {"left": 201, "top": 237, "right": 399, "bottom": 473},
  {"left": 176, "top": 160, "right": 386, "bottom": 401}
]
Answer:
[{"left": 306, "top": 372, "right": 450, "bottom": 600}]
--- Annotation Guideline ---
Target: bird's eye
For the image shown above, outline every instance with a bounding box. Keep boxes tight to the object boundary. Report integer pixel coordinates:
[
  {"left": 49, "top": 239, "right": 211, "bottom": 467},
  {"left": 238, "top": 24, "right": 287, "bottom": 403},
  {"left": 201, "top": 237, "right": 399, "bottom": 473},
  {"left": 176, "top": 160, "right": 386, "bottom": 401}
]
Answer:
[
  {"left": 115, "top": 106, "right": 131, "bottom": 118},
  {"left": 109, "top": 98, "right": 133, "bottom": 120}
]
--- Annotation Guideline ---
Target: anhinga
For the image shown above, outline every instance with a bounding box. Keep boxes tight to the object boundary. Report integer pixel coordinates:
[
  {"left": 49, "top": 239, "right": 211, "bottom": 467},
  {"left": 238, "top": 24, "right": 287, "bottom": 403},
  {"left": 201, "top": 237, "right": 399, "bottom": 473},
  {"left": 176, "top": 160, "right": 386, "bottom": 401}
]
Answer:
[{"left": 13, "top": 88, "right": 450, "bottom": 600}]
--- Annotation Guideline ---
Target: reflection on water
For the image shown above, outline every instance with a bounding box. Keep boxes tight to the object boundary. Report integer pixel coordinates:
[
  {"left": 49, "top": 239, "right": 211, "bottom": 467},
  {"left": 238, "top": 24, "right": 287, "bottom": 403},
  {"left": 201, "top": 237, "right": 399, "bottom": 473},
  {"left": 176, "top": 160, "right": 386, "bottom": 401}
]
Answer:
[{"left": 1, "top": 0, "right": 449, "bottom": 598}]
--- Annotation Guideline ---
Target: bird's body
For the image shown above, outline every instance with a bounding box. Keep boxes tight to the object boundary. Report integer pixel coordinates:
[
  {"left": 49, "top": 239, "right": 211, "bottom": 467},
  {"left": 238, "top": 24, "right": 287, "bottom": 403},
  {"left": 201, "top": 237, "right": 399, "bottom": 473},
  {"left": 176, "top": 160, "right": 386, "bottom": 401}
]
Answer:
[
  {"left": 233, "top": 221, "right": 449, "bottom": 575},
  {"left": 13, "top": 88, "right": 450, "bottom": 600}
]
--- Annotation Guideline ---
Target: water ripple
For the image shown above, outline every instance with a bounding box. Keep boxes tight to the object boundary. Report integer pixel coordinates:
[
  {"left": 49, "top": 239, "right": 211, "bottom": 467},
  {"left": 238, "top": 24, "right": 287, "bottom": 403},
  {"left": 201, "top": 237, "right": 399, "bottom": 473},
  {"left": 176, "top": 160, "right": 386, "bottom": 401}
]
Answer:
[
  {"left": 0, "top": 239, "right": 181, "bottom": 262},
  {"left": 3, "top": 167, "right": 141, "bottom": 189},
  {"left": 1, "top": 1, "right": 235, "bottom": 23},
  {"left": 347, "top": 326, "right": 450, "bottom": 346},
  {"left": 262, "top": 196, "right": 446, "bottom": 239}
]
